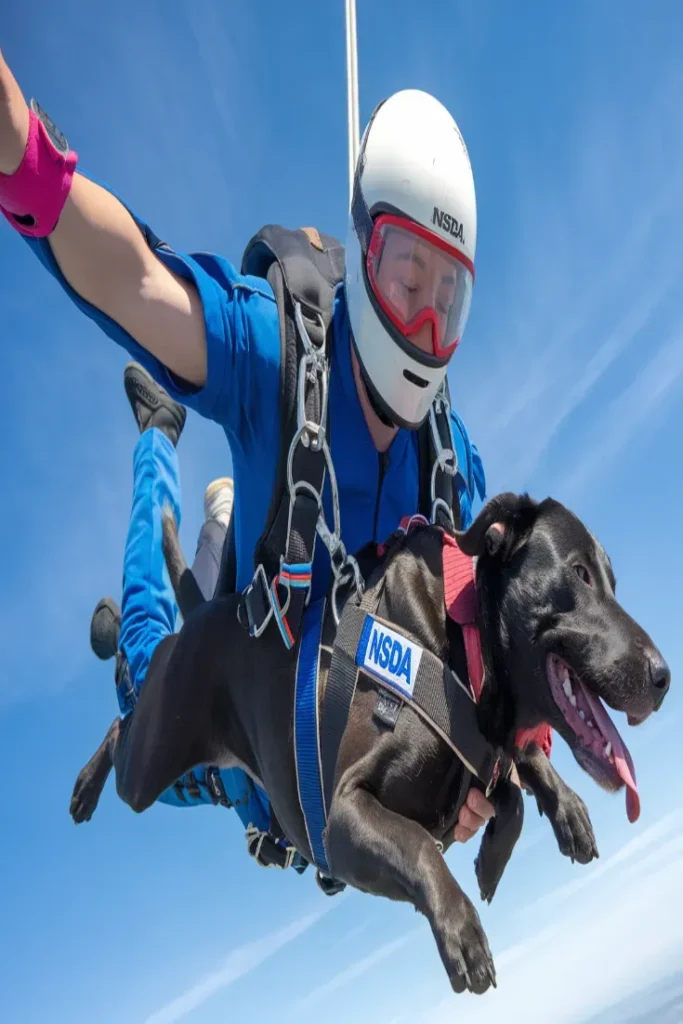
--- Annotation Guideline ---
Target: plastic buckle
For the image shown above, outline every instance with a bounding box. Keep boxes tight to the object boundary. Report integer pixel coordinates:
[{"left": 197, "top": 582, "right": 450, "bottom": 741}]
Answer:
[
  {"left": 245, "top": 825, "right": 297, "bottom": 870},
  {"left": 205, "top": 767, "right": 231, "bottom": 808}
]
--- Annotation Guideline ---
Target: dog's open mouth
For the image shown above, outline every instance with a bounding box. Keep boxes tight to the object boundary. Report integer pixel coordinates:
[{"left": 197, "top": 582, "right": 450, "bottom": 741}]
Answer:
[{"left": 546, "top": 654, "right": 640, "bottom": 823}]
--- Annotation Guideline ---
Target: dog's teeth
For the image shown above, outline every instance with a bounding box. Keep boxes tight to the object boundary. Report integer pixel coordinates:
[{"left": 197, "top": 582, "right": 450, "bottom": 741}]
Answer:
[
  {"left": 578, "top": 710, "right": 586, "bottom": 720},
  {"left": 587, "top": 720, "right": 594, "bottom": 729},
  {"left": 569, "top": 693, "right": 577, "bottom": 708},
  {"left": 562, "top": 679, "right": 573, "bottom": 700},
  {"left": 604, "top": 742, "right": 612, "bottom": 759}
]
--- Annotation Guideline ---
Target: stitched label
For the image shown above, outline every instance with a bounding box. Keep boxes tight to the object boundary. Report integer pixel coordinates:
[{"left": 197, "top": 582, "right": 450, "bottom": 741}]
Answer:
[{"left": 357, "top": 616, "right": 423, "bottom": 698}]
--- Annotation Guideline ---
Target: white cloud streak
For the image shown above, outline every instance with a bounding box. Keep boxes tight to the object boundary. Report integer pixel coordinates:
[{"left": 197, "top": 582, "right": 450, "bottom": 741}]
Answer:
[
  {"left": 143, "top": 906, "right": 334, "bottom": 1024},
  {"left": 284, "top": 929, "right": 419, "bottom": 1019},
  {"left": 422, "top": 811, "right": 683, "bottom": 1023},
  {"left": 559, "top": 329, "right": 683, "bottom": 499},
  {"left": 459, "top": 65, "right": 683, "bottom": 496}
]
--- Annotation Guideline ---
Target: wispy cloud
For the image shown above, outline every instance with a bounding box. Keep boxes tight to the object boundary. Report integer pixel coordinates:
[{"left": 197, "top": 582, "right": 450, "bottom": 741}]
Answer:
[
  {"left": 143, "top": 905, "right": 336, "bottom": 1024},
  {"left": 284, "top": 928, "right": 419, "bottom": 1020},
  {"left": 422, "top": 810, "right": 683, "bottom": 1023},
  {"left": 559, "top": 329, "right": 683, "bottom": 498},
  {"left": 460, "top": 64, "right": 683, "bottom": 495},
  {"left": 525, "top": 809, "right": 683, "bottom": 914}
]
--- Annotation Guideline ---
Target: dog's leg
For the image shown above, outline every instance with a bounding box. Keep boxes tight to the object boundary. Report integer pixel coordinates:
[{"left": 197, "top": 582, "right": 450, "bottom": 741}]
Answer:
[
  {"left": 326, "top": 783, "right": 496, "bottom": 995},
  {"left": 516, "top": 743, "right": 599, "bottom": 864},
  {"left": 113, "top": 632, "right": 204, "bottom": 813},
  {"left": 473, "top": 778, "right": 524, "bottom": 904},
  {"left": 70, "top": 717, "right": 121, "bottom": 823}
]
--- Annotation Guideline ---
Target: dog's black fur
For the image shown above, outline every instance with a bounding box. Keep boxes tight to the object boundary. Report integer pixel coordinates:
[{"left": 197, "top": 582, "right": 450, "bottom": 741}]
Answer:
[{"left": 70, "top": 493, "right": 669, "bottom": 994}]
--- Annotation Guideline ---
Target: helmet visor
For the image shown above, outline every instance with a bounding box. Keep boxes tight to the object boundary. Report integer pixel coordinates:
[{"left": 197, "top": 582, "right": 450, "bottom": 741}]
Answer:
[{"left": 366, "top": 213, "right": 474, "bottom": 360}]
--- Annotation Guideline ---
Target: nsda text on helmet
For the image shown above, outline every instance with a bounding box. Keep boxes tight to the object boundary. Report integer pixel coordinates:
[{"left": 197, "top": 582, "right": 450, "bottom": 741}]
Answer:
[{"left": 432, "top": 207, "right": 465, "bottom": 245}]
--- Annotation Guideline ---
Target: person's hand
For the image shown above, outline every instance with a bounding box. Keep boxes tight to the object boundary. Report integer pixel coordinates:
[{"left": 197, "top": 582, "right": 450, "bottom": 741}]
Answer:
[
  {"left": 453, "top": 787, "right": 495, "bottom": 842},
  {"left": 453, "top": 769, "right": 521, "bottom": 843}
]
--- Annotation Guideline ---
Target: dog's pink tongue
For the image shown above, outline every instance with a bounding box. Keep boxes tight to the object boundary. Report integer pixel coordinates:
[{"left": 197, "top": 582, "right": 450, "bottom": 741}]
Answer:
[{"left": 583, "top": 689, "right": 640, "bottom": 823}]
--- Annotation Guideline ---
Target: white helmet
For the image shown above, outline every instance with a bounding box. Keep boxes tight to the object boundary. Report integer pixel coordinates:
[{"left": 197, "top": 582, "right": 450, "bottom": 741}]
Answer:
[{"left": 344, "top": 89, "right": 477, "bottom": 429}]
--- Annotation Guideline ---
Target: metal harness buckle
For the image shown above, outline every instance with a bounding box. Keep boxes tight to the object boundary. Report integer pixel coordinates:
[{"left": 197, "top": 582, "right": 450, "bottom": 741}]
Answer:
[
  {"left": 243, "top": 563, "right": 274, "bottom": 638},
  {"left": 429, "top": 387, "right": 459, "bottom": 531},
  {"left": 244, "top": 299, "right": 364, "bottom": 647}
]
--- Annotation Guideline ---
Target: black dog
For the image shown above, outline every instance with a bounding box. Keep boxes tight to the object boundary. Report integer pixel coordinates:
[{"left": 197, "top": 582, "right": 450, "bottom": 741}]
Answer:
[{"left": 70, "top": 493, "right": 669, "bottom": 995}]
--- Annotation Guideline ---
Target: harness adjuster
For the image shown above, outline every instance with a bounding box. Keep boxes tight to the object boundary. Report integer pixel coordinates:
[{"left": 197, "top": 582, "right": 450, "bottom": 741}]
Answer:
[{"left": 245, "top": 824, "right": 297, "bottom": 871}]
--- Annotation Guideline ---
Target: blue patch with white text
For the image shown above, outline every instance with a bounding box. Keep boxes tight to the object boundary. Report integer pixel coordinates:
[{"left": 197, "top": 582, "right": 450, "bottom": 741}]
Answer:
[{"left": 356, "top": 616, "right": 423, "bottom": 698}]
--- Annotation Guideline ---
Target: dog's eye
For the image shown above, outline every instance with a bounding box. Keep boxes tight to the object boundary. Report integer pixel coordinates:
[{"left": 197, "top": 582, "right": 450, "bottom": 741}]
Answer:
[{"left": 574, "top": 564, "right": 592, "bottom": 586}]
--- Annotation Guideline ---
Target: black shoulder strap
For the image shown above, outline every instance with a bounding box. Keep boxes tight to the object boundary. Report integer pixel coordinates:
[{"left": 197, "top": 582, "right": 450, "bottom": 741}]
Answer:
[
  {"left": 243, "top": 226, "right": 344, "bottom": 574},
  {"left": 417, "top": 380, "right": 461, "bottom": 532},
  {"left": 237, "top": 226, "right": 345, "bottom": 645}
]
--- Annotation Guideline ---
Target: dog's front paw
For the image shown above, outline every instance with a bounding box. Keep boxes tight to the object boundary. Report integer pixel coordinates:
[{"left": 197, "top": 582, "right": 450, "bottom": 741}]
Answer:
[
  {"left": 434, "top": 896, "right": 496, "bottom": 995},
  {"left": 474, "top": 779, "right": 524, "bottom": 903},
  {"left": 475, "top": 845, "right": 503, "bottom": 905},
  {"left": 550, "top": 789, "right": 598, "bottom": 864}
]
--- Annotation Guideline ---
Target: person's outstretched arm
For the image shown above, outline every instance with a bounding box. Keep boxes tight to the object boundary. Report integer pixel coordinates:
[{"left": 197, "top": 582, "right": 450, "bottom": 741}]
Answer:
[{"left": 0, "top": 48, "right": 207, "bottom": 386}]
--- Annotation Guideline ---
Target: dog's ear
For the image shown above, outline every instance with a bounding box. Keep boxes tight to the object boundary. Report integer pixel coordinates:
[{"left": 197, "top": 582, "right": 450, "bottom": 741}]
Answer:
[{"left": 456, "top": 492, "right": 539, "bottom": 560}]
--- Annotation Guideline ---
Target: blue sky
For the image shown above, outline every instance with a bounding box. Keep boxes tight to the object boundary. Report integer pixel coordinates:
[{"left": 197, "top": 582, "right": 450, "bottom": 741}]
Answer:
[{"left": 1, "top": 1, "right": 682, "bottom": 1021}]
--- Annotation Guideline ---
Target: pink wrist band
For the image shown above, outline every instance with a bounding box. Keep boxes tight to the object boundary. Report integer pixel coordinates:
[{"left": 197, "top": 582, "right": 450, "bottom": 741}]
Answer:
[{"left": 0, "top": 102, "right": 78, "bottom": 238}]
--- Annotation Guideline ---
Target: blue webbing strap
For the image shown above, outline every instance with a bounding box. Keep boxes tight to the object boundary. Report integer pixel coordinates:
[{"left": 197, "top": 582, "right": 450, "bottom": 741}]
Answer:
[{"left": 294, "top": 597, "right": 329, "bottom": 872}]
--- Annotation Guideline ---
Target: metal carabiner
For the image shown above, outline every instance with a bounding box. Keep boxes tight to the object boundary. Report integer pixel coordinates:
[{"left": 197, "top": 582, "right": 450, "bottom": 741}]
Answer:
[{"left": 330, "top": 554, "right": 365, "bottom": 626}]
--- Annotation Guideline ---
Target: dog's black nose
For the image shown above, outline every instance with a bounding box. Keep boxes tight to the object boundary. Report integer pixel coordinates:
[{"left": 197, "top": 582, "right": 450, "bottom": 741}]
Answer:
[{"left": 648, "top": 651, "right": 670, "bottom": 709}]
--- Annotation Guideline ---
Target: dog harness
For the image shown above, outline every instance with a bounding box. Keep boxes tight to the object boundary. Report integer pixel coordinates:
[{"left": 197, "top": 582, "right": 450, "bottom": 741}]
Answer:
[{"left": 294, "top": 519, "right": 511, "bottom": 876}]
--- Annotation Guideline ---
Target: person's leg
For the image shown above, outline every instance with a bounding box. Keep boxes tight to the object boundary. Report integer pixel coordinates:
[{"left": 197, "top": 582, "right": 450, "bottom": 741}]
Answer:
[
  {"left": 158, "top": 477, "right": 235, "bottom": 806},
  {"left": 90, "top": 363, "right": 187, "bottom": 714},
  {"left": 190, "top": 477, "right": 233, "bottom": 600},
  {"left": 119, "top": 362, "right": 186, "bottom": 701},
  {"left": 119, "top": 426, "right": 180, "bottom": 697}
]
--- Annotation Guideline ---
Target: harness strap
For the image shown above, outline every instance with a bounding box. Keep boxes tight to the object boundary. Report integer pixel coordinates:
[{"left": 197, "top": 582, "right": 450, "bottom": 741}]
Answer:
[
  {"left": 312, "top": 590, "right": 507, "bottom": 869},
  {"left": 442, "top": 534, "right": 554, "bottom": 758},
  {"left": 172, "top": 766, "right": 233, "bottom": 808},
  {"left": 418, "top": 382, "right": 461, "bottom": 532},
  {"left": 343, "top": 605, "right": 503, "bottom": 789},
  {"left": 320, "top": 590, "right": 378, "bottom": 822},
  {"left": 442, "top": 534, "right": 484, "bottom": 700},
  {"left": 240, "top": 227, "right": 344, "bottom": 648},
  {"left": 294, "top": 597, "right": 329, "bottom": 872}
]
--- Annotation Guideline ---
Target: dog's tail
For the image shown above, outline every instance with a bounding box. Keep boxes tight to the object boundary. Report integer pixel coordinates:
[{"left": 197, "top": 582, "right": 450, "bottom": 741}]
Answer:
[{"left": 161, "top": 506, "right": 206, "bottom": 619}]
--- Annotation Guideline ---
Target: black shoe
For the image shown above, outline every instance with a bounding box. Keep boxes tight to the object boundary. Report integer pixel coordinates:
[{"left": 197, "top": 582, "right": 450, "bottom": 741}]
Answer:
[
  {"left": 123, "top": 362, "right": 187, "bottom": 447},
  {"left": 90, "top": 597, "right": 121, "bottom": 661}
]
